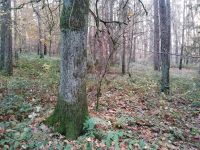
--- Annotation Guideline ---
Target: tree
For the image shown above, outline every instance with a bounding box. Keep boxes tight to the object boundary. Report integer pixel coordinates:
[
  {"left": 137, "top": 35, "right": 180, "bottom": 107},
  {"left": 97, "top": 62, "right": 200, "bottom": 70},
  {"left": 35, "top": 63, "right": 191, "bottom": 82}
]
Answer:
[
  {"left": 179, "top": 0, "right": 186, "bottom": 70},
  {"left": 121, "top": 0, "right": 128, "bottom": 75},
  {"left": 45, "top": 0, "right": 89, "bottom": 140},
  {"left": 0, "top": 0, "right": 12, "bottom": 75},
  {"left": 32, "top": 3, "right": 44, "bottom": 58},
  {"left": 159, "top": 0, "right": 170, "bottom": 93},
  {"left": 0, "top": 7, "right": 3, "bottom": 70},
  {"left": 13, "top": 0, "right": 19, "bottom": 60},
  {"left": 153, "top": 0, "right": 160, "bottom": 71}
]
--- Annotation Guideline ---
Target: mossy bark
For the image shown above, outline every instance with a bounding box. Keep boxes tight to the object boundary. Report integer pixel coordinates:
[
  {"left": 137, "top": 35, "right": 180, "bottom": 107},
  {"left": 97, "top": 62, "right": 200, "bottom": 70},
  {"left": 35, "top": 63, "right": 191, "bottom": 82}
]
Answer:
[
  {"left": 45, "top": 0, "right": 89, "bottom": 140},
  {"left": 45, "top": 83, "right": 88, "bottom": 139}
]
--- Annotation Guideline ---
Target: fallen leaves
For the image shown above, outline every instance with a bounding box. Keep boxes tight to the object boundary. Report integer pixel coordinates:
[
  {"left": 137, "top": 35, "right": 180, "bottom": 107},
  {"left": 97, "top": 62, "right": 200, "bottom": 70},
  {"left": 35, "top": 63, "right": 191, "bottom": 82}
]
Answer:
[{"left": 1, "top": 57, "right": 200, "bottom": 149}]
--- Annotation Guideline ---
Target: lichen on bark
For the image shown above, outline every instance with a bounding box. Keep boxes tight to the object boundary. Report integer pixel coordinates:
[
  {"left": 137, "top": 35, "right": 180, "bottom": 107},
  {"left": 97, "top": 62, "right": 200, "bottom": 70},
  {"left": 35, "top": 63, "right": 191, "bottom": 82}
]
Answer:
[
  {"left": 45, "top": 0, "right": 89, "bottom": 140},
  {"left": 60, "top": 0, "right": 89, "bottom": 31}
]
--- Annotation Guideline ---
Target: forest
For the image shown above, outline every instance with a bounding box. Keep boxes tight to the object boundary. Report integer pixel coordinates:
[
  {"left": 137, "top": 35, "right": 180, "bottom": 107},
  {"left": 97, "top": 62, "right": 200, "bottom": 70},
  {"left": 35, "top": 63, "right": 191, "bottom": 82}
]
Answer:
[{"left": 0, "top": 0, "right": 200, "bottom": 149}]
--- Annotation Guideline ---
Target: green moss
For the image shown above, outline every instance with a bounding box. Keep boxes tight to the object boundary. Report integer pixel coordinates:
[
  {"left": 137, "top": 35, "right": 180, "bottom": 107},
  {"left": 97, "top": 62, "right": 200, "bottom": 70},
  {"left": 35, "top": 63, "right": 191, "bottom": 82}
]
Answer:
[
  {"left": 44, "top": 83, "right": 88, "bottom": 140},
  {"left": 60, "top": 0, "right": 89, "bottom": 31}
]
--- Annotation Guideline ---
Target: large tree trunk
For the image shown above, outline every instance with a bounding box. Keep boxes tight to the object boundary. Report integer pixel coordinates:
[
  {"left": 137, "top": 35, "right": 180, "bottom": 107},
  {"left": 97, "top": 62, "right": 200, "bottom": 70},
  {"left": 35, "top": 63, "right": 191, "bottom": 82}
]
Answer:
[
  {"left": 0, "top": 0, "right": 13, "bottom": 75},
  {"left": 159, "top": 0, "right": 170, "bottom": 93},
  {"left": 154, "top": 0, "right": 160, "bottom": 71},
  {"left": 45, "top": 0, "right": 89, "bottom": 140}
]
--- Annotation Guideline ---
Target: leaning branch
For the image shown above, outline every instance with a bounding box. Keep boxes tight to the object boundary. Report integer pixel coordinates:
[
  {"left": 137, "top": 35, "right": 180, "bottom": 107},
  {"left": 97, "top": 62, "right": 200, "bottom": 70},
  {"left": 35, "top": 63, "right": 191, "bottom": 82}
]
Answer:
[{"left": 138, "top": 0, "right": 148, "bottom": 15}]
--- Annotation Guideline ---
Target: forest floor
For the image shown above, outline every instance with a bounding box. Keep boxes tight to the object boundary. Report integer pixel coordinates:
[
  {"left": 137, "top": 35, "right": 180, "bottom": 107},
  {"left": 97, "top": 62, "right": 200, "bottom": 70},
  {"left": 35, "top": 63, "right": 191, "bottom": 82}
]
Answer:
[{"left": 0, "top": 55, "right": 200, "bottom": 150}]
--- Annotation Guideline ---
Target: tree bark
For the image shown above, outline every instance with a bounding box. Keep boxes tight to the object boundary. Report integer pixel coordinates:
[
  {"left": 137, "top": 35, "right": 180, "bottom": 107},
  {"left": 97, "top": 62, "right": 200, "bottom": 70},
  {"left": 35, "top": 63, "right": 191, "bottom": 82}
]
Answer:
[
  {"left": 159, "top": 0, "right": 170, "bottom": 93},
  {"left": 13, "top": 0, "right": 18, "bottom": 61},
  {"left": 154, "top": 0, "right": 160, "bottom": 71},
  {"left": 0, "top": 0, "right": 13, "bottom": 75},
  {"left": 0, "top": 10, "right": 4, "bottom": 70},
  {"left": 122, "top": 30, "right": 126, "bottom": 75},
  {"left": 33, "top": 3, "right": 44, "bottom": 58},
  {"left": 45, "top": 0, "right": 89, "bottom": 140},
  {"left": 179, "top": 0, "right": 186, "bottom": 70},
  {"left": 121, "top": 0, "right": 128, "bottom": 75}
]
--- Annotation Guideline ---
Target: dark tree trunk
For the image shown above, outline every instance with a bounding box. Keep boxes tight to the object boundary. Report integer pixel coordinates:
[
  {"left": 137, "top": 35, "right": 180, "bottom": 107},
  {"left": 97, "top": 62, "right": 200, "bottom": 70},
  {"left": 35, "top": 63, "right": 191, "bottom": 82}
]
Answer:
[
  {"left": 49, "top": 38, "right": 52, "bottom": 57},
  {"left": 122, "top": 31, "right": 126, "bottom": 75},
  {"left": 45, "top": 0, "right": 89, "bottom": 140},
  {"left": 159, "top": 0, "right": 170, "bottom": 94},
  {"left": 0, "top": 19, "right": 4, "bottom": 70},
  {"left": 44, "top": 43, "right": 47, "bottom": 55},
  {"left": 109, "top": 0, "right": 116, "bottom": 65},
  {"left": 0, "top": 0, "right": 13, "bottom": 75},
  {"left": 154, "top": 0, "right": 160, "bottom": 71},
  {"left": 121, "top": 1, "right": 128, "bottom": 75}
]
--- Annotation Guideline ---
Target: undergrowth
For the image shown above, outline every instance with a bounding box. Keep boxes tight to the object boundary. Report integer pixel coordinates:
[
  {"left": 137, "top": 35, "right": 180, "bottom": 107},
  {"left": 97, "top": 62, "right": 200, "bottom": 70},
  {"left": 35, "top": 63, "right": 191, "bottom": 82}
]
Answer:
[{"left": 0, "top": 55, "right": 199, "bottom": 149}]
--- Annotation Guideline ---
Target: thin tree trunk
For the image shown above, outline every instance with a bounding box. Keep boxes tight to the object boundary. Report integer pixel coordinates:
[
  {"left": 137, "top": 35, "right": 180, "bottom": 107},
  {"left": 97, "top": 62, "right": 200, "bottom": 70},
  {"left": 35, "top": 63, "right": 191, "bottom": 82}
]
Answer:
[
  {"left": 173, "top": 22, "right": 179, "bottom": 65},
  {"left": 109, "top": 0, "right": 115, "bottom": 65},
  {"left": 179, "top": 0, "right": 186, "bottom": 70},
  {"left": 127, "top": 22, "right": 134, "bottom": 73},
  {"left": 33, "top": 3, "right": 44, "bottom": 58},
  {"left": 48, "top": 29, "right": 52, "bottom": 57},
  {"left": 122, "top": 30, "right": 126, "bottom": 75},
  {"left": 13, "top": 0, "right": 19, "bottom": 61}
]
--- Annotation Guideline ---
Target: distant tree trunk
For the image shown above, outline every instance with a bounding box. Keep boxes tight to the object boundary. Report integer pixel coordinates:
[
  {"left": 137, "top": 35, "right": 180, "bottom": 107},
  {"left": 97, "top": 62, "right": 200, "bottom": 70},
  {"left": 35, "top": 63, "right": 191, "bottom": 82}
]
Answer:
[
  {"left": 143, "top": 21, "right": 147, "bottom": 58},
  {"left": 48, "top": 30, "right": 52, "bottom": 57},
  {"left": 127, "top": 21, "right": 134, "bottom": 73},
  {"left": 44, "top": 33, "right": 47, "bottom": 55},
  {"left": 122, "top": 30, "right": 126, "bottom": 75},
  {"left": 33, "top": 3, "right": 44, "bottom": 58},
  {"left": 132, "top": 1, "right": 137, "bottom": 63},
  {"left": 173, "top": 22, "right": 179, "bottom": 65},
  {"left": 159, "top": 0, "right": 170, "bottom": 93},
  {"left": 45, "top": 0, "right": 89, "bottom": 140},
  {"left": 154, "top": 0, "right": 160, "bottom": 71},
  {"left": 179, "top": 0, "right": 186, "bottom": 70},
  {"left": 44, "top": 43, "right": 47, "bottom": 55},
  {"left": 199, "top": 45, "right": 200, "bottom": 75},
  {"left": 132, "top": 36, "right": 136, "bottom": 62},
  {"left": 0, "top": 0, "right": 13, "bottom": 75},
  {"left": 109, "top": 0, "right": 116, "bottom": 65},
  {"left": 13, "top": 0, "right": 19, "bottom": 61}
]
